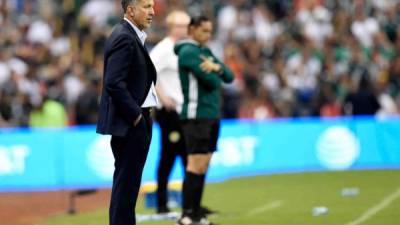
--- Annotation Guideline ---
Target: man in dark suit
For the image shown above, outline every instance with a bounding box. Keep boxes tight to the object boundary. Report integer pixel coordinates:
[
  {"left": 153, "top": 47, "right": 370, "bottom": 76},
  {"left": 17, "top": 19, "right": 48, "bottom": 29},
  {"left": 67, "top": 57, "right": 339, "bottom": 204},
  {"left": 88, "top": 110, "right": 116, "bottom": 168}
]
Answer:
[{"left": 96, "top": 0, "right": 157, "bottom": 225}]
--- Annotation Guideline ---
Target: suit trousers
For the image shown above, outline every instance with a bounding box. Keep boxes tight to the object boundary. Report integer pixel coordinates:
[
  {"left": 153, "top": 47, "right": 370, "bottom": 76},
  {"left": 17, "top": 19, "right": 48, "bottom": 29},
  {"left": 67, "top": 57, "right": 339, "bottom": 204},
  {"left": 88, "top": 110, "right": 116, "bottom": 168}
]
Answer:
[
  {"left": 109, "top": 108, "right": 153, "bottom": 225},
  {"left": 155, "top": 108, "right": 187, "bottom": 209}
]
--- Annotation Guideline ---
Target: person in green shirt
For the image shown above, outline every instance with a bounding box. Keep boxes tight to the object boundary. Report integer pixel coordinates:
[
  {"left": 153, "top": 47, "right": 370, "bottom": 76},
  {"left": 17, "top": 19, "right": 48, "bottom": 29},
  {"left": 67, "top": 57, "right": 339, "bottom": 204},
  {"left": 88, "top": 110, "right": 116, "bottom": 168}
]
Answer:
[
  {"left": 174, "top": 15, "right": 234, "bottom": 225},
  {"left": 29, "top": 99, "right": 67, "bottom": 128}
]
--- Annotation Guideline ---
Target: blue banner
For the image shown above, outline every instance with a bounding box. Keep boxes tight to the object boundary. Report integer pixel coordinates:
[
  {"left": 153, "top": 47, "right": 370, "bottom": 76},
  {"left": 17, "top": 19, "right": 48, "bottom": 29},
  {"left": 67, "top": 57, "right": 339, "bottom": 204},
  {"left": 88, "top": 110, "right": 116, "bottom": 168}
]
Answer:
[{"left": 1, "top": 117, "right": 400, "bottom": 192}]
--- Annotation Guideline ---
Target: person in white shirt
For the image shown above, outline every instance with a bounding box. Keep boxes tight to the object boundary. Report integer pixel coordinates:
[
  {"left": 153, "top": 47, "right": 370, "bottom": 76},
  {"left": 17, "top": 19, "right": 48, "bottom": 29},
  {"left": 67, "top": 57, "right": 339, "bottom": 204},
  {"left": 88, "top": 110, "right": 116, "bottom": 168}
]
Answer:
[{"left": 150, "top": 10, "right": 190, "bottom": 214}]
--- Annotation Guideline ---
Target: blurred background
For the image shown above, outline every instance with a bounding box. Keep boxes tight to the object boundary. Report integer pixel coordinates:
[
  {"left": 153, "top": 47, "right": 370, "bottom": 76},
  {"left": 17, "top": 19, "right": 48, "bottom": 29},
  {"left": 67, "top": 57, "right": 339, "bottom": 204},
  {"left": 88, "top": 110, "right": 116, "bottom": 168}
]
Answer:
[
  {"left": 1, "top": 0, "right": 400, "bottom": 225},
  {"left": 1, "top": 0, "right": 400, "bottom": 127}
]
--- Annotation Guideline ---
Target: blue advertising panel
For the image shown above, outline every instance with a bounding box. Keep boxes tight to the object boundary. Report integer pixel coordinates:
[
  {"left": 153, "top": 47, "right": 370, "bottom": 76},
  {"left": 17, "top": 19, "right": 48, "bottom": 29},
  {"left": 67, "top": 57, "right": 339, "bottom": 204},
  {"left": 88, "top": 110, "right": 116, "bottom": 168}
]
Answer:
[
  {"left": 1, "top": 117, "right": 400, "bottom": 192},
  {"left": 0, "top": 129, "right": 59, "bottom": 191}
]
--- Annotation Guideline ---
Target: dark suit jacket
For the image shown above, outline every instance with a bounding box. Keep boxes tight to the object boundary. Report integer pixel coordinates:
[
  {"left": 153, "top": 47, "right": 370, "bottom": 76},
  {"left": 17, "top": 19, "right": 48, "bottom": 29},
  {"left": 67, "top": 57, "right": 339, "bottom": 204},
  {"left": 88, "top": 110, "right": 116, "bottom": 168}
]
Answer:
[{"left": 96, "top": 20, "right": 157, "bottom": 137}]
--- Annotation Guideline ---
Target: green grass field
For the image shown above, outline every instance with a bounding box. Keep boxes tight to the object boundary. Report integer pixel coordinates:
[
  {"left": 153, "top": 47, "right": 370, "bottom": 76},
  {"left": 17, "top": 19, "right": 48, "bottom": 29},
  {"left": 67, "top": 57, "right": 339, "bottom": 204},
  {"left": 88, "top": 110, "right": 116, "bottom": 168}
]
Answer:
[{"left": 37, "top": 170, "right": 400, "bottom": 225}]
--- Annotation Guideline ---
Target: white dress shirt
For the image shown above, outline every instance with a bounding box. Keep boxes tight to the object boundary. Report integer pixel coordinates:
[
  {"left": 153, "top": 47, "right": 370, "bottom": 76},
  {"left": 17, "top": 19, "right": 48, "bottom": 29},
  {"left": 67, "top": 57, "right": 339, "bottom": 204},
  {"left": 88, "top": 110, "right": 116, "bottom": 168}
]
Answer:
[
  {"left": 150, "top": 37, "right": 184, "bottom": 112},
  {"left": 124, "top": 18, "right": 158, "bottom": 108}
]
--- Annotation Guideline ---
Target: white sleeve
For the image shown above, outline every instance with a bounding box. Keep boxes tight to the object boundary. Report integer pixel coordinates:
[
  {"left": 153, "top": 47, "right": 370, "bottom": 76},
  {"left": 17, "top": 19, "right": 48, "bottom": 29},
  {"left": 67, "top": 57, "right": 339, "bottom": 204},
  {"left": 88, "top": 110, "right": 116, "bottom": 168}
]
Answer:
[{"left": 150, "top": 43, "right": 168, "bottom": 74}]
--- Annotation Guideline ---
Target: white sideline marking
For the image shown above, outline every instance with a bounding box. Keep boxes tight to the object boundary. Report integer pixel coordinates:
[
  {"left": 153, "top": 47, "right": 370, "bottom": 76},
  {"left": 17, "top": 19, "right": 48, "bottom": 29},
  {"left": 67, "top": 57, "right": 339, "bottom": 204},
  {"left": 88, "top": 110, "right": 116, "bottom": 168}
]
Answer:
[
  {"left": 247, "top": 200, "right": 283, "bottom": 216},
  {"left": 344, "top": 187, "right": 400, "bottom": 225}
]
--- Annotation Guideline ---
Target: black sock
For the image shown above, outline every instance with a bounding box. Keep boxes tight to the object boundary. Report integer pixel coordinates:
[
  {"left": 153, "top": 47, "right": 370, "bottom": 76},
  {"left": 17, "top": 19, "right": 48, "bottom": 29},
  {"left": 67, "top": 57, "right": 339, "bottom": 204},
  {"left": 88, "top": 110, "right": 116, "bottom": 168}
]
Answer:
[
  {"left": 182, "top": 171, "right": 196, "bottom": 215},
  {"left": 182, "top": 171, "right": 205, "bottom": 218},
  {"left": 193, "top": 173, "right": 205, "bottom": 215}
]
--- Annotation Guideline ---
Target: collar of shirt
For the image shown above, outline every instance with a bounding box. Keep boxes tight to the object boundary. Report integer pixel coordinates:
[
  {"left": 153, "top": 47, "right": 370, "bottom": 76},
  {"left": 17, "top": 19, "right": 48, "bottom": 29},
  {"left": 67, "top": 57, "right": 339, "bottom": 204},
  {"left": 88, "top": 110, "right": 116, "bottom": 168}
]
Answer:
[
  {"left": 176, "top": 38, "right": 202, "bottom": 47},
  {"left": 124, "top": 17, "right": 147, "bottom": 45}
]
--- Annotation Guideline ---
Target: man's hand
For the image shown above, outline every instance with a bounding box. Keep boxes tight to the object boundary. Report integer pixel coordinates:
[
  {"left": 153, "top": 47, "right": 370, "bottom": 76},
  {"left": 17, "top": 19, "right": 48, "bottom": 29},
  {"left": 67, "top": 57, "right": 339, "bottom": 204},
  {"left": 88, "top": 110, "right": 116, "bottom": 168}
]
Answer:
[
  {"left": 133, "top": 114, "right": 142, "bottom": 127},
  {"left": 162, "top": 96, "right": 177, "bottom": 111},
  {"left": 200, "top": 55, "right": 221, "bottom": 73}
]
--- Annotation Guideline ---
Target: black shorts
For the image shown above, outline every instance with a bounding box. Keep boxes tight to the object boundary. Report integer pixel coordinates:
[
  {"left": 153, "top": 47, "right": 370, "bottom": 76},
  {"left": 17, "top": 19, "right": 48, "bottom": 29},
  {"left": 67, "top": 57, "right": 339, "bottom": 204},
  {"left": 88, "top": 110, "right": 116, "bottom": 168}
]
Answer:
[{"left": 181, "top": 119, "right": 220, "bottom": 154}]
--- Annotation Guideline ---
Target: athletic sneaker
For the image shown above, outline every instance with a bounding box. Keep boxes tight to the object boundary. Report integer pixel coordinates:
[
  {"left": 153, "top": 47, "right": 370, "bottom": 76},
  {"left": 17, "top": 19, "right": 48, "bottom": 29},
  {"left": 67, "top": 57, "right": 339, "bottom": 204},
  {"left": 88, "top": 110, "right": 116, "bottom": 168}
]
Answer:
[
  {"left": 176, "top": 216, "right": 193, "bottom": 225},
  {"left": 196, "top": 217, "right": 214, "bottom": 225},
  {"left": 176, "top": 215, "right": 215, "bottom": 225}
]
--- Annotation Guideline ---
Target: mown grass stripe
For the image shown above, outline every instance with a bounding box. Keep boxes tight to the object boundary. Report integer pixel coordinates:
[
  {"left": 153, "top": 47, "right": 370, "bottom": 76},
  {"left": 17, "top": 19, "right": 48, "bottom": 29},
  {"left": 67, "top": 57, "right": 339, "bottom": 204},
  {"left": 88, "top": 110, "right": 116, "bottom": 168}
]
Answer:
[
  {"left": 246, "top": 200, "right": 283, "bottom": 216},
  {"left": 344, "top": 187, "right": 400, "bottom": 225}
]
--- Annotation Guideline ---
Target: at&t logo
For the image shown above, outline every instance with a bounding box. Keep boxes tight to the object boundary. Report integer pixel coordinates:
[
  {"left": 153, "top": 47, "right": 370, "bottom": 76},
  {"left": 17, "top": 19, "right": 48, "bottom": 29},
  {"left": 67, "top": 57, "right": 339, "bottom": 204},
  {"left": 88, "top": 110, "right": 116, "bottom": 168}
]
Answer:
[{"left": 0, "top": 145, "right": 30, "bottom": 175}]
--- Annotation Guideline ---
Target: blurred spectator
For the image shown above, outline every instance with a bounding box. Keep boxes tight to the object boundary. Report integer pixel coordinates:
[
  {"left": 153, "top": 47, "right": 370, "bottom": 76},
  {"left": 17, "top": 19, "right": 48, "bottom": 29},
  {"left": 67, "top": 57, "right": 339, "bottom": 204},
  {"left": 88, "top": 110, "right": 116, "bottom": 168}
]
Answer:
[
  {"left": 296, "top": 0, "right": 333, "bottom": 48},
  {"left": 344, "top": 77, "right": 380, "bottom": 116},
  {"left": 351, "top": 6, "right": 379, "bottom": 48},
  {"left": 29, "top": 97, "right": 68, "bottom": 128},
  {"left": 284, "top": 43, "right": 322, "bottom": 114},
  {"left": 75, "top": 77, "right": 101, "bottom": 125},
  {"left": 1, "top": 0, "right": 400, "bottom": 128},
  {"left": 315, "top": 82, "right": 342, "bottom": 117},
  {"left": 79, "top": 0, "right": 119, "bottom": 29},
  {"left": 239, "top": 87, "right": 276, "bottom": 119}
]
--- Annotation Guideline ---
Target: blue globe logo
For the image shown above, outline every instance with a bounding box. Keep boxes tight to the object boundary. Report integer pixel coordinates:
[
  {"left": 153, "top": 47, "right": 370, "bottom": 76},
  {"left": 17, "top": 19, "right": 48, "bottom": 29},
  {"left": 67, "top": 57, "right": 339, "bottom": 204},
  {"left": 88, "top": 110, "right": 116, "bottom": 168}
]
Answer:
[
  {"left": 87, "top": 136, "right": 114, "bottom": 180},
  {"left": 316, "top": 126, "right": 360, "bottom": 170}
]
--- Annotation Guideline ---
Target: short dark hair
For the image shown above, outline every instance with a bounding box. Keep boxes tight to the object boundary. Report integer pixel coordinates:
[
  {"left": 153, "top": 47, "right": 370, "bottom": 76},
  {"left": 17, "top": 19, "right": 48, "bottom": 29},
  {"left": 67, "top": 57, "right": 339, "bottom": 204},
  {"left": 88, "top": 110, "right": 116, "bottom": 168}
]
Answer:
[
  {"left": 189, "top": 15, "right": 210, "bottom": 28},
  {"left": 121, "top": 0, "right": 135, "bottom": 13}
]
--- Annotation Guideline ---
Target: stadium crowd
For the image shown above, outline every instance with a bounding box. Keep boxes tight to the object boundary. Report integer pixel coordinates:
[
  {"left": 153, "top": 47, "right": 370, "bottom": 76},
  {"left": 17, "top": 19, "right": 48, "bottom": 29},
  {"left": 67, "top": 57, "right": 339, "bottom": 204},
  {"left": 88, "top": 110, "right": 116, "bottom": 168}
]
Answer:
[{"left": 0, "top": 0, "right": 399, "bottom": 127}]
